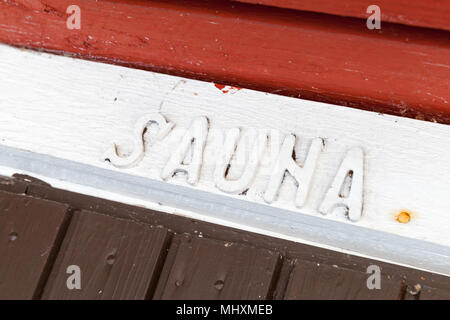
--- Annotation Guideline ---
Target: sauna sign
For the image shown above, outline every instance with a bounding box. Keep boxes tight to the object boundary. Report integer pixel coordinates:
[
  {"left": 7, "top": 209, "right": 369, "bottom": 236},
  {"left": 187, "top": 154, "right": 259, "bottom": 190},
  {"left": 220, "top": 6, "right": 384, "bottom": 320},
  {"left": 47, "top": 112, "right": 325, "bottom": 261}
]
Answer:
[{"left": 103, "top": 113, "right": 364, "bottom": 222}]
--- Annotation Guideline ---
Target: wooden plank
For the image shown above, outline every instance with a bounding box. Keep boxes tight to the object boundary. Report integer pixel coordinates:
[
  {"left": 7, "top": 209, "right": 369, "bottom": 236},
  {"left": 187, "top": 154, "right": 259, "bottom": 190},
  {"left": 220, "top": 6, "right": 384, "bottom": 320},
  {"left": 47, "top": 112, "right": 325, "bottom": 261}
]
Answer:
[
  {"left": 2, "top": 175, "right": 449, "bottom": 299},
  {"left": 0, "top": 175, "right": 27, "bottom": 194},
  {"left": 42, "top": 210, "right": 170, "bottom": 300},
  {"left": 418, "top": 286, "right": 450, "bottom": 300},
  {"left": 23, "top": 181, "right": 450, "bottom": 298},
  {"left": 284, "top": 260, "right": 403, "bottom": 299},
  {"left": 0, "top": 191, "right": 70, "bottom": 299},
  {"left": 158, "top": 235, "right": 281, "bottom": 299},
  {"left": 1, "top": 45, "right": 449, "bottom": 274},
  {"left": 0, "top": 1, "right": 449, "bottom": 122},
  {"left": 235, "top": 0, "right": 450, "bottom": 31}
]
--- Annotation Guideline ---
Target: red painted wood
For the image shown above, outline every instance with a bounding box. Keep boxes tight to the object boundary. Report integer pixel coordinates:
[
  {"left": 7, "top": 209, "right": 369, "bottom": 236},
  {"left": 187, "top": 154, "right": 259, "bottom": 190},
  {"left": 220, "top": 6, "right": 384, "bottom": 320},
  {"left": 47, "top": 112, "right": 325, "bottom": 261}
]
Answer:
[
  {"left": 0, "top": 0, "right": 449, "bottom": 122},
  {"left": 0, "top": 192, "right": 70, "bottom": 299},
  {"left": 234, "top": 0, "right": 450, "bottom": 31}
]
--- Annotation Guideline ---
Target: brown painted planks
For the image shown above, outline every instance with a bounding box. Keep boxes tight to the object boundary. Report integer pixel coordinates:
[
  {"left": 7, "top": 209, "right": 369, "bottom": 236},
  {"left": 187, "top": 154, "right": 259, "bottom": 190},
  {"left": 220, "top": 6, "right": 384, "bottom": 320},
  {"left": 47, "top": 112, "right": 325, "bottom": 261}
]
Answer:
[
  {"left": 0, "top": 175, "right": 27, "bottom": 194},
  {"left": 42, "top": 210, "right": 170, "bottom": 300},
  {"left": 3, "top": 174, "right": 449, "bottom": 299},
  {"left": 0, "top": 191, "right": 70, "bottom": 299},
  {"left": 235, "top": 0, "right": 450, "bottom": 31},
  {"left": 283, "top": 259, "right": 403, "bottom": 299},
  {"left": 157, "top": 235, "right": 281, "bottom": 300},
  {"left": 23, "top": 178, "right": 450, "bottom": 297},
  {"left": 0, "top": 1, "right": 449, "bottom": 123}
]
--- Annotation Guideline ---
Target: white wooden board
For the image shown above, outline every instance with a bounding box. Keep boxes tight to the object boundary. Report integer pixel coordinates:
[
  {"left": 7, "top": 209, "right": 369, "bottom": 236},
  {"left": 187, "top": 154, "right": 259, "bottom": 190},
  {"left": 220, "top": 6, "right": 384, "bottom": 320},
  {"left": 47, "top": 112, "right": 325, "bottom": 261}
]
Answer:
[{"left": 0, "top": 44, "right": 449, "bottom": 274}]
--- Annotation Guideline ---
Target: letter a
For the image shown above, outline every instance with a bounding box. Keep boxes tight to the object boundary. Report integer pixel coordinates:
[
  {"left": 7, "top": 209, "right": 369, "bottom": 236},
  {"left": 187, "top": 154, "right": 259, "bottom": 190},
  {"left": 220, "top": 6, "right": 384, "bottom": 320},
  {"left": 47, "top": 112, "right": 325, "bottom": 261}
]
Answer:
[
  {"left": 161, "top": 116, "right": 209, "bottom": 185},
  {"left": 319, "top": 147, "right": 364, "bottom": 222}
]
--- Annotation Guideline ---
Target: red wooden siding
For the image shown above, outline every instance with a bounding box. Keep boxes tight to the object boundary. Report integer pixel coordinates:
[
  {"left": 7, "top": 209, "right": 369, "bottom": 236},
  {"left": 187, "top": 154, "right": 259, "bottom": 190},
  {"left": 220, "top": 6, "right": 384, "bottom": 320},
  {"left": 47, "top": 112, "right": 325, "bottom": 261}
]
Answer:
[
  {"left": 234, "top": 0, "right": 450, "bottom": 31},
  {"left": 0, "top": 0, "right": 449, "bottom": 123},
  {"left": 43, "top": 211, "right": 170, "bottom": 299}
]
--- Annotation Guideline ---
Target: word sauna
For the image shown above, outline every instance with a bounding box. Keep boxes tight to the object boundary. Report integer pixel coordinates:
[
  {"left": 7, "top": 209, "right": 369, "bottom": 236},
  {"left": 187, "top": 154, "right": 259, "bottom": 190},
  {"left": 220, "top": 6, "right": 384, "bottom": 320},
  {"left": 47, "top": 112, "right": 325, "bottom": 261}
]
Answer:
[{"left": 104, "top": 113, "right": 365, "bottom": 222}]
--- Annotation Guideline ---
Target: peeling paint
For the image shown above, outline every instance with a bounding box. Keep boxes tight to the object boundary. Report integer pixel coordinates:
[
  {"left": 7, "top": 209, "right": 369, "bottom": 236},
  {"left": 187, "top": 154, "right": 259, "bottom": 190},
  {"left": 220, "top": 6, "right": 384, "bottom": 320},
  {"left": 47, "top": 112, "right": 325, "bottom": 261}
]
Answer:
[{"left": 214, "top": 83, "right": 242, "bottom": 94}]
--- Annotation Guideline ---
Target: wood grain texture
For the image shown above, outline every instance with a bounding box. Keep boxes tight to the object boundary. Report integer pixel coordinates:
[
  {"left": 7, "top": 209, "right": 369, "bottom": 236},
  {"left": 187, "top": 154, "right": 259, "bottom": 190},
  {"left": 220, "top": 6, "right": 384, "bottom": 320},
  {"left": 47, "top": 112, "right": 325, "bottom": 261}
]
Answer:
[
  {"left": 283, "top": 260, "right": 403, "bottom": 299},
  {"left": 0, "top": 175, "right": 27, "bottom": 194},
  {"left": 1, "top": 44, "right": 450, "bottom": 274},
  {"left": 0, "top": 191, "right": 70, "bottom": 299},
  {"left": 157, "top": 235, "right": 281, "bottom": 299},
  {"left": 42, "top": 210, "right": 170, "bottom": 300},
  {"left": 0, "top": 0, "right": 449, "bottom": 122},
  {"left": 235, "top": 0, "right": 450, "bottom": 31},
  {"left": 22, "top": 179, "right": 450, "bottom": 295}
]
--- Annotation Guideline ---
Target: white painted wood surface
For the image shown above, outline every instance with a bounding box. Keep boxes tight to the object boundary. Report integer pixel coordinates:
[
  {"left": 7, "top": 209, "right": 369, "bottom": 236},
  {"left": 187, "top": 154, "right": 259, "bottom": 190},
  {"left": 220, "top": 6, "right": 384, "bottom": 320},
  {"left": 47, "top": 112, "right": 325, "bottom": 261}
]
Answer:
[{"left": 0, "top": 44, "right": 449, "bottom": 274}]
